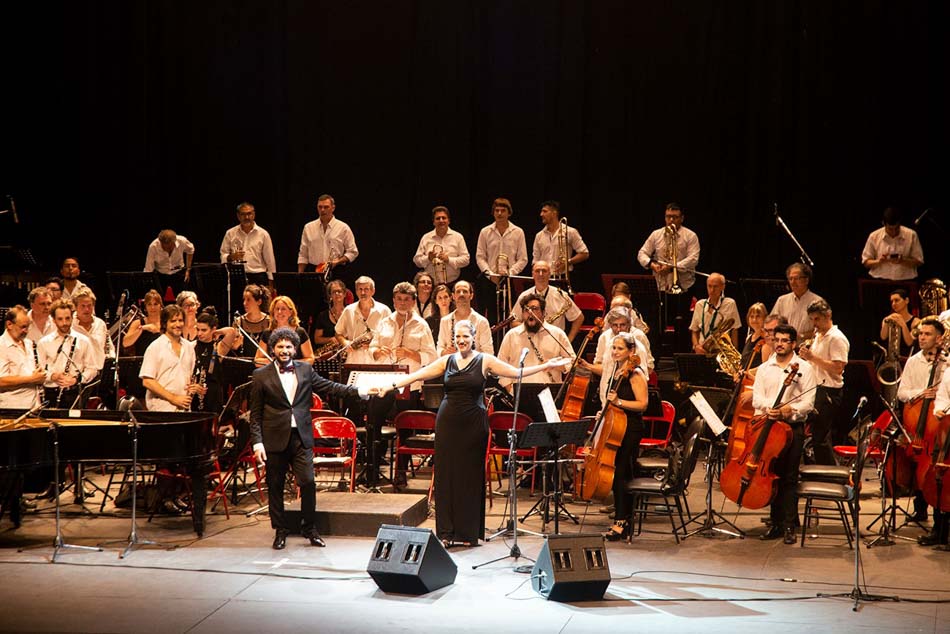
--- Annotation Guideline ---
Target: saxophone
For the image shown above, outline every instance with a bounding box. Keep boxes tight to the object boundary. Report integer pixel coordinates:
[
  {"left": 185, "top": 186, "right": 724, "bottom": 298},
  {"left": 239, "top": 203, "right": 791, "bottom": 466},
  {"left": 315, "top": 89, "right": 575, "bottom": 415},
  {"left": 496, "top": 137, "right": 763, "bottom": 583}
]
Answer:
[
  {"left": 701, "top": 317, "right": 742, "bottom": 379},
  {"left": 545, "top": 293, "right": 573, "bottom": 325}
]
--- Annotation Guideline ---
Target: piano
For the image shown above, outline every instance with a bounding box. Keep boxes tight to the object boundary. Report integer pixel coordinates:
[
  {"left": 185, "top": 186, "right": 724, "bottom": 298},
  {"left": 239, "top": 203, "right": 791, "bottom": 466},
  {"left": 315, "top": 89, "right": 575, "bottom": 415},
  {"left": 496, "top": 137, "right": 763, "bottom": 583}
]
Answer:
[{"left": 0, "top": 408, "right": 216, "bottom": 536}]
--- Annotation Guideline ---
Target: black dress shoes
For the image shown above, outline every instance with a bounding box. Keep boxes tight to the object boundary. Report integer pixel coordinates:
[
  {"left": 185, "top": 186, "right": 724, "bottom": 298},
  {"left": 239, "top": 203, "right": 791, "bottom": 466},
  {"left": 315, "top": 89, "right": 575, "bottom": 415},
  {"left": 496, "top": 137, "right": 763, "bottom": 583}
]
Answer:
[
  {"left": 304, "top": 531, "right": 326, "bottom": 547},
  {"left": 918, "top": 530, "right": 942, "bottom": 546},
  {"left": 760, "top": 525, "right": 783, "bottom": 541},
  {"left": 272, "top": 530, "right": 288, "bottom": 550},
  {"left": 783, "top": 527, "right": 797, "bottom": 545}
]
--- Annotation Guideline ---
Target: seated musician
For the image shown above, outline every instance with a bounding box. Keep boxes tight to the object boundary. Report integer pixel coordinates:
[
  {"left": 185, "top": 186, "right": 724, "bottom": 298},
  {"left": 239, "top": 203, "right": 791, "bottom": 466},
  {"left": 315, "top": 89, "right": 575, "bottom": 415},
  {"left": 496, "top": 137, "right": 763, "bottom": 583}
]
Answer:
[
  {"left": 335, "top": 276, "right": 392, "bottom": 365},
  {"left": 497, "top": 293, "right": 575, "bottom": 390},
  {"left": 139, "top": 304, "right": 204, "bottom": 412},
  {"left": 609, "top": 283, "right": 650, "bottom": 335},
  {"left": 36, "top": 299, "right": 98, "bottom": 409},
  {"left": 896, "top": 316, "right": 945, "bottom": 529},
  {"left": 509, "top": 261, "right": 584, "bottom": 342},
  {"left": 176, "top": 291, "right": 201, "bottom": 342},
  {"left": 313, "top": 279, "right": 347, "bottom": 347},
  {"left": 122, "top": 289, "right": 164, "bottom": 355},
  {"left": 607, "top": 296, "right": 653, "bottom": 372},
  {"left": 771, "top": 263, "right": 824, "bottom": 342},
  {"left": 255, "top": 296, "right": 314, "bottom": 366},
  {"left": 425, "top": 283, "right": 454, "bottom": 348},
  {"left": 880, "top": 288, "right": 920, "bottom": 358},
  {"left": 752, "top": 324, "right": 816, "bottom": 544},
  {"left": 579, "top": 307, "right": 649, "bottom": 409},
  {"left": 436, "top": 280, "right": 493, "bottom": 356},
  {"left": 231, "top": 284, "right": 270, "bottom": 357},
  {"left": 689, "top": 272, "right": 740, "bottom": 354},
  {"left": 925, "top": 350, "right": 950, "bottom": 548},
  {"left": 740, "top": 303, "right": 771, "bottom": 371}
]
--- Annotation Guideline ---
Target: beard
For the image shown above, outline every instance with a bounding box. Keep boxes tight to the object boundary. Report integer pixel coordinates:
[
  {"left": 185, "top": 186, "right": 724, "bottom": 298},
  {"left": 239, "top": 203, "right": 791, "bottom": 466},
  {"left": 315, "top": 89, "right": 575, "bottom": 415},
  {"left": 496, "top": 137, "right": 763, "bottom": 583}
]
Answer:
[{"left": 525, "top": 319, "right": 542, "bottom": 334}]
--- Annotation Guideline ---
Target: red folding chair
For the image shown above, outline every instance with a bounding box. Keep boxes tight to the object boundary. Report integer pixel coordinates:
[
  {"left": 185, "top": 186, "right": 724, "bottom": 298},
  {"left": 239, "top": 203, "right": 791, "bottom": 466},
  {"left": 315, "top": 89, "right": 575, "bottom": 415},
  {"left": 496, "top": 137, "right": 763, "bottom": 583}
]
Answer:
[
  {"left": 573, "top": 292, "right": 607, "bottom": 338},
  {"left": 393, "top": 410, "right": 437, "bottom": 497},
  {"left": 486, "top": 411, "right": 536, "bottom": 505},
  {"left": 640, "top": 400, "right": 675, "bottom": 450},
  {"left": 312, "top": 416, "right": 358, "bottom": 492}
]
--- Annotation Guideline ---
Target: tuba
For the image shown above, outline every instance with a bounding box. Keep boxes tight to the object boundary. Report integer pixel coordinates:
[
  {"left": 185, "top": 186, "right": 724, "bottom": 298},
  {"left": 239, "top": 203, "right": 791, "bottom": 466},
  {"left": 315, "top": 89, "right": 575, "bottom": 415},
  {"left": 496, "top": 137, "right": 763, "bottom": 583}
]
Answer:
[
  {"left": 665, "top": 225, "right": 683, "bottom": 294},
  {"left": 876, "top": 318, "right": 902, "bottom": 407},
  {"left": 701, "top": 317, "right": 742, "bottom": 379},
  {"left": 919, "top": 278, "right": 948, "bottom": 317}
]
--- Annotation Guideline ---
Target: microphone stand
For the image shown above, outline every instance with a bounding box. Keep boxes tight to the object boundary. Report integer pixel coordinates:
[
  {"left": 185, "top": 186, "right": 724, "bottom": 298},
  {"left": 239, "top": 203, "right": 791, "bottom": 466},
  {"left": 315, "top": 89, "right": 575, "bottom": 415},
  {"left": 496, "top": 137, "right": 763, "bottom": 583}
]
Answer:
[
  {"left": 113, "top": 292, "right": 127, "bottom": 409},
  {"left": 233, "top": 311, "right": 273, "bottom": 363},
  {"left": 475, "top": 352, "right": 543, "bottom": 571},
  {"left": 773, "top": 203, "right": 815, "bottom": 267}
]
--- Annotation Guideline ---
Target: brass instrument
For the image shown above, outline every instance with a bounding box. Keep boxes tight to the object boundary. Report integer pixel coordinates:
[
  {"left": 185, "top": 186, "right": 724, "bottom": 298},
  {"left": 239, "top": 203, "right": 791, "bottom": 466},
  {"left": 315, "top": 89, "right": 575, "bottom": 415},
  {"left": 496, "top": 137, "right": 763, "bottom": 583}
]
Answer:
[
  {"left": 920, "top": 278, "right": 948, "bottom": 317},
  {"left": 876, "top": 318, "right": 902, "bottom": 407},
  {"left": 545, "top": 288, "right": 573, "bottom": 325},
  {"left": 108, "top": 304, "right": 142, "bottom": 347},
  {"left": 701, "top": 317, "right": 742, "bottom": 378},
  {"left": 664, "top": 225, "right": 683, "bottom": 294},
  {"left": 431, "top": 244, "right": 447, "bottom": 286},
  {"left": 554, "top": 217, "right": 574, "bottom": 295},
  {"left": 316, "top": 248, "right": 337, "bottom": 284},
  {"left": 329, "top": 328, "right": 373, "bottom": 361},
  {"left": 495, "top": 252, "right": 512, "bottom": 321},
  {"left": 314, "top": 338, "right": 343, "bottom": 361}
]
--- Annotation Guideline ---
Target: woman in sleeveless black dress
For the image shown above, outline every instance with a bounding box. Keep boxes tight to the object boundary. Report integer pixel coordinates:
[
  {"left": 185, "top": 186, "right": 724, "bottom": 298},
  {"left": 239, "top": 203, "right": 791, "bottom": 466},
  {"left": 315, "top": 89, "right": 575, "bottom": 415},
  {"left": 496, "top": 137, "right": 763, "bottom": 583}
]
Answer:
[{"left": 385, "top": 319, "right": 570, "bottom": 546}]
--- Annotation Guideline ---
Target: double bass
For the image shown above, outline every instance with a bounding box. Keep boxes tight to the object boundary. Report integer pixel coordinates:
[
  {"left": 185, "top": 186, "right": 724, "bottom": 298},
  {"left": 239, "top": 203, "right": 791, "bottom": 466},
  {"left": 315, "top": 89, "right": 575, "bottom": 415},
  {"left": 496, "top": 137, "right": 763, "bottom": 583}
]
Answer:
[
  {"left": 719, "top": 363, "right": 799, "bottom": 509},
  {"left": 576, "top": 354, "right": 639, "bottom": 501},
  {"left": 918, "top": 415, "right": 950, "bottom": 515},
  {"left": 556, "top": 317, "right": 604, "bottom": 421},
  {"left": 901, "top": 348, "right": 946, "bottom": 491}
]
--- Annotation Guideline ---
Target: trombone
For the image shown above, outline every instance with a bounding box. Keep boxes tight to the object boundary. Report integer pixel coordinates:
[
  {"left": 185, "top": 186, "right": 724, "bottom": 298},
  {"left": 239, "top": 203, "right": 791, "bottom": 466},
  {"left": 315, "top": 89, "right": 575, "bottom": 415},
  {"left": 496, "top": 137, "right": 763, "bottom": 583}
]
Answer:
[
  {"left": 495, "top": 252, "right": 512, "bottom": 322},
  {"left": 431, "top": 244, "right": 447, "bottom": 286},
  {"left": 664, "top": 225, "right": 683, "bottom": 295},
  {"left": 554, "top": 217, "right": 574, "bottom": 295}
]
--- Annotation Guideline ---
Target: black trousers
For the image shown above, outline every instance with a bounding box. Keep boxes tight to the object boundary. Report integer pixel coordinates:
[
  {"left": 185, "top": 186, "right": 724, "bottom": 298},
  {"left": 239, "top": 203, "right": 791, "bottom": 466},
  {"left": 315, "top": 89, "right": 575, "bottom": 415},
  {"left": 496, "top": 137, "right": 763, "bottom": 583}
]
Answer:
[
  {"left": 810, "top": 386, "right": 842, "bottom": 465},
  {"left": 265, "top": 430, "right": 316, "bottom": 533},
  {"left": 769, "top": 423, "right": 805, "bottom": 530},
  {"left": 613, "top": 423, "right": 644, "bottom": 521}
]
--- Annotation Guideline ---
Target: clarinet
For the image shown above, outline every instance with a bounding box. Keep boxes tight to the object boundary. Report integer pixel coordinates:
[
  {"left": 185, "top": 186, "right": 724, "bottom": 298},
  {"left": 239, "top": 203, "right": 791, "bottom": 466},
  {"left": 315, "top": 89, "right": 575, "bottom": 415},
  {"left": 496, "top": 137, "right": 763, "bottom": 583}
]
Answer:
[{"left": 55, "top": 336, "right": 77, "bottom": 408}]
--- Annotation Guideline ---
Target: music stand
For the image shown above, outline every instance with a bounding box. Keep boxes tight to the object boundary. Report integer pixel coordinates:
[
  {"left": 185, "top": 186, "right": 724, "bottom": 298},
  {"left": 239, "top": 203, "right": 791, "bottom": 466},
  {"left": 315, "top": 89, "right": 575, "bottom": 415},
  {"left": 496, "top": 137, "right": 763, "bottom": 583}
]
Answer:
[
  {"left": 518, "top": 420, "right": 589, "bottom": 535},
  {"left": 105, "top": 272, "right": 163, "bottom": 308},
  {"left": 193, "top": 263, "right": 243, "bottom": 318},
  {"left": 421, "top": 381, "right": 443, "bottom": 410},
  {"left": 674, "top": 353, "right": 733, "bottom": 389},
  {"left": 344, "top": 364, "right": 408, "bottom": 492}
]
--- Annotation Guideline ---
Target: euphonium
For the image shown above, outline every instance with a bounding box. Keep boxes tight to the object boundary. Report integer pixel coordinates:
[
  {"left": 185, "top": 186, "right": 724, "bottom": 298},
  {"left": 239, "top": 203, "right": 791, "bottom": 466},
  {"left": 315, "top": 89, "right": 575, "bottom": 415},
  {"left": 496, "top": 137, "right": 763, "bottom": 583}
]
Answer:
[
  {"left": 876, "top": 318, "right": 902, "bottom": 407},
  {"left": 665, "top": 225, "right": 683, "bottom": 294},
  {"left": 920, "top": 278, "right": 948, "bottom": 317},
  {"left": 701, "top": 317, "right": 742, "bottom": 378}
]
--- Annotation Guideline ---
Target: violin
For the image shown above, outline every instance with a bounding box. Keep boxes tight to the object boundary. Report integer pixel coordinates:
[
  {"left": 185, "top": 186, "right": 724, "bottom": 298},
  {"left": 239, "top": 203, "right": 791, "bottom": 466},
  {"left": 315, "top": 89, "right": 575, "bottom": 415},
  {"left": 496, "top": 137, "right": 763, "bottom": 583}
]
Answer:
[{"left": 719, "top": 362, "right": 798, "bottom": 510}]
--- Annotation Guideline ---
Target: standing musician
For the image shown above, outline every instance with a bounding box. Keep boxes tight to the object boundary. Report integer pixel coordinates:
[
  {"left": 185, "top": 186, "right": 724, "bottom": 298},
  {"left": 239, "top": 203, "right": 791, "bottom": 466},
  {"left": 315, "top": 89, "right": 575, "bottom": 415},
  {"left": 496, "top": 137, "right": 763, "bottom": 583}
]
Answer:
[
  {"left": 498, "top": 293, "right": 575, "bottom": 389},
  {"left": 475, "top": 197, "right": 528, "bottom": 324},
  {"left": 192, "top": 311, "right": 238, "bottom": 414},
  {"left": 144, "top": 230, "right": 195, "bottom": 291},
  {"left": 0, "top": 306, "right": 45, "bottom": 409},
  {"left": 59, "top": 258, "right": 91, "bottom": 303},
  {"left": 925, "top": 350, "right": 950, "bottom": 547},
  {"left": 896, "top": 316, "right": 945, "bottom": 527},
  {"left": 139, "top": 305, "right": 203, "bottom": 412},
  {"left": 753, "top": 324, "right": 817, "bottom": 544},
  {"left": 250, "top": 328, "right": 375, "bottom": 550},
  {"left": 436, "top": 280, "right": 493, "bottom": 356},
  {"left": 71, "top": 289, "right": 113, "bottom": 373},
  {"left": 45, "top": 277, "right": 64, "bottom": 302},
  {"left": 510, "top": 261, "right": 584, "bottom": 341},
  {"left": 36, "top": 300, "right": 97, "bottom": 408},
  {"left": 531, "top": 200, "right": 589, "bottom": 276},
  {"left": 220, "top": 201, "right": 277, "bottom": 287},
  {"left": 335, "top": 276, "right": 392, "bottom": 365},
  {"left": 599, "top": 332, "right": 650, "bottom": 541},
  {"left": 26, "top": 287, "right": 55, "bottom": 344},
  {"left": 412, "top": 206, "right": 470, "bottom": 286},
  {"left": 798, "top": 300, "right": 849, "bottom": 465},
  {"left": 880, "top": 288, "right": 920, "bottom": 358},
  {"left": 861, "top": 207, "right": 924, "bottom": 281},
  {"left": 297, "top": 194, "right": 359, "bottom": 277},
  {"left": 771, "top": 262, "right": 824, "bottom": 342},
  {"left": 689, "top": 272, "right": 740, "bottom": 353}
]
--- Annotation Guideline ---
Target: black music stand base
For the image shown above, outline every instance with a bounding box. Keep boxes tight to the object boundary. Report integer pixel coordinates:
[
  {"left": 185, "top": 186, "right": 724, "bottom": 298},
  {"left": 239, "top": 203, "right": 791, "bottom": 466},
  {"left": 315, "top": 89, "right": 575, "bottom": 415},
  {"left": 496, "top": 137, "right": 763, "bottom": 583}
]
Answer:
[
  {"left": 685, "top": 439, "right": 745, "bottom": 539},
  {"left": 516, "top": 421, "right": 588, "bottom": 535},
  {"left": 864, "top": 440, "right": 923, "bottom": 546}
]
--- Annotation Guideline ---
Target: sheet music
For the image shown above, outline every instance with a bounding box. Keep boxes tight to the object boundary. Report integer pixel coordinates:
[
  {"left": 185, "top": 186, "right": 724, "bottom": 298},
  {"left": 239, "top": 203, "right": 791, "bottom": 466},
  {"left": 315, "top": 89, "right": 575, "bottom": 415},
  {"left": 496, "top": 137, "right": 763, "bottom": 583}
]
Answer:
[
  {"left": 537, "top": 387, "right": 560, "bottom": 422},
  {"left": 689, "top": 391, "right": 727, "bottom": 437},
  {"left": 346, "top": 370, "right": 407, "bottom": 390}
]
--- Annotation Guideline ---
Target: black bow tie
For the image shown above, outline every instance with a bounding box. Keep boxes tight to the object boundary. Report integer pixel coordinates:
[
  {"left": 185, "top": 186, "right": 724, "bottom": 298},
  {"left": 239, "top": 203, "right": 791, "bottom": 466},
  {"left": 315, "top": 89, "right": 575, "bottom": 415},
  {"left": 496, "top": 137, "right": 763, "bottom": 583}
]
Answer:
[{"left": 278, "top": 363, "right": 295, "bottom": 374}]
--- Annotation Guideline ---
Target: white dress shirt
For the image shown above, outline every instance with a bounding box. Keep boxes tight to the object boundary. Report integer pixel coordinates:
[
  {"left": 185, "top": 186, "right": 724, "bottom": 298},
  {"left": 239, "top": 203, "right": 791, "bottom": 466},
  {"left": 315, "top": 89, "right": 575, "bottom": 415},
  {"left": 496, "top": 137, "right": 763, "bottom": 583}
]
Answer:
[
  {"left": 139, "top": 334, "right": 197, "bottom": 411},
  {"left": 771, "top": 289, "right": 824, "bottom": 339},
  {"left": 437, "top": 310, "right": 494, "bottom": 355},
  {"left": 497, "top": 323, "right": 574, "bottom": 387},
  {"left": 752, "top": 353, "right": 816, "bottom": 421},
  {"left": 475, "top": 222, "right": 528, "bottom": 276},
  {"left": 689, "top": 296, "right": 741, "bottom": 346},
  {"left": 36, "top": 330, "right": 98, "bottom": 389},
  {"left": 510, "top": 285, "right": 582, "bottom": 333},
  {"left": 531, "top": 225, "right": 589, "bottom": 271},
  {"left": 144, "top": 235, "right": 195, "bottom": 274},
  {"left": 220, "top": 223, "right": 277, "bottom": 279},
  {"left": 412, "top": 228, "right": 470, "bottom": 284},
  {"left": 897, "top": 351, "right": 944, "bottom": 403},
  {"left": 861, "top": 225, "right": 924, "bottom": 281},
  {"left": 73, "top": 316, "right": 113, "bottom": 371},
  {"left": 26, "top": 310, "right": 55, "bottom": 345},
  {"left": 60, "top": 280, "right": 91, "bottom": 303},
  {"left": 335, "top": 300, "right": 392, "bottom": 365},
  {"left": 370, "top": 312, "right": 437, "bottom": 391},
  {"left": 0, "top": 331, "right": 42, "bottom": 408},
  {"left": 808, "top": 324, "right": 849, "bottom": 389},
  {"left": 932, "top": 365, "right": 950, "bottom": 413},
  {"left": 297, "top": 217, "right": 359, "bottom": 266},
  {"left": 637, "top": 225, "right": 700, "bottom": 292}
]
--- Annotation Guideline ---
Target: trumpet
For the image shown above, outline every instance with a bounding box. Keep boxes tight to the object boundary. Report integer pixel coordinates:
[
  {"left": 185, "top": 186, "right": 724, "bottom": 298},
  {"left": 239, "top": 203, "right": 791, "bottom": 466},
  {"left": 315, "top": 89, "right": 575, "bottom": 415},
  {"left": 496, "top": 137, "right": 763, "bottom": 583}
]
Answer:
[
  {"left": 554, "top": 217, "right": 574, "bottom": 295},
  {"left": 665, "top": 225, "right": 683, "bottom": 294},
  {"left": 316, "top": 248, "right": 337, "bottom": 284},
  {"left": 431, "top": 244, "right": 447, "bottom": 286}
]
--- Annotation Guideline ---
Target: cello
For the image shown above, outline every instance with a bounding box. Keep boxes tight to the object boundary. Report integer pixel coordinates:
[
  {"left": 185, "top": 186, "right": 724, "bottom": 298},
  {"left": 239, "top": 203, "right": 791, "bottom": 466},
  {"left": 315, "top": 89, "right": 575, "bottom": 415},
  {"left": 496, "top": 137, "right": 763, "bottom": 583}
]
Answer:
[
  {"left": 918, "top": 415, "right": 950, "bottom": 516},
  {"left": 576, "top": 354, "right": 639, "bottom": 501},
  {"left": 901, "top": 347, "right": 946, "bottom": 488},
  {"left": 719, "top": 363, "right": 798, "bottom": 510},
  {"left": 556, "top": 317, "right": 604, "bottom": 421},
  {"left": 722, "top": 339, "right": 763, "bottom": 465}
]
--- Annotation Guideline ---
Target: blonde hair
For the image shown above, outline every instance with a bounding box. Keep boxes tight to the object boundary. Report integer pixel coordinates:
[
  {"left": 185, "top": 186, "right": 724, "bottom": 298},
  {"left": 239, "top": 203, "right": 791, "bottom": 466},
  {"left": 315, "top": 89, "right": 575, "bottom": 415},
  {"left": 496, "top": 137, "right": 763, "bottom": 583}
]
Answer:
[{"left": 268, "top": 296, "right": 300, "bottom": 329}]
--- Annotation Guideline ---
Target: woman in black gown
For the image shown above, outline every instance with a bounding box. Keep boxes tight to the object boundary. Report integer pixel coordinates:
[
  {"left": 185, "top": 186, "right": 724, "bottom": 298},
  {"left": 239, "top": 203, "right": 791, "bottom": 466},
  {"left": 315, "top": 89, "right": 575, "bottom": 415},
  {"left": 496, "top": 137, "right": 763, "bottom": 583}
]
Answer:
[
  {"left": 602, "top": 332, "right": 649, "bottom": 541},
  {"left": 385, "top": 319, "right": 569, "bottom": 546}
]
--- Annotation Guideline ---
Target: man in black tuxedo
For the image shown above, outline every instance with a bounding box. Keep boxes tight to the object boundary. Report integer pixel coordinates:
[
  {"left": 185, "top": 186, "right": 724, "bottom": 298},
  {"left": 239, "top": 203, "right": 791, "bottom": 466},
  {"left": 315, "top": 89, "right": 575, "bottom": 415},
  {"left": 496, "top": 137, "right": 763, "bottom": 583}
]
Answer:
[{"left": 250, "top": 327, "right": 372, "bottom": 549}]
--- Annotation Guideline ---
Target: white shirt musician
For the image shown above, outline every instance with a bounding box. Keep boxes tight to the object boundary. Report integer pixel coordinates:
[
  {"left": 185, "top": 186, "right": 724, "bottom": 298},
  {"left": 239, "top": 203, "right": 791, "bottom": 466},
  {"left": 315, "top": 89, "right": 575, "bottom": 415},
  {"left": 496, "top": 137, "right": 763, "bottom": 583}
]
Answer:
[
  {"left": 531, "top": 201, "right": 589, "bottom": 275},
  {"left": 475, "top": 198, "right": 528, "bottom": 281},
  {"left": 637, "top": 204, "right": 700, "bottom": 293},
  {"left": 220, "top": 202, "right": 277, "bottom": 281},
  {"left": 71, "top": 290, "right": 113, "bottom": 372},
  {"left": 509, "top": 261, "right": 583, "bottom": 340},
  {"left": 436, "top": 281, "right": 493, "bottom": 355},
  {"left": 498, "top": 295, "right": 575, "bottom": 388},
  {"left": 370, "top": 283, "right": 437, "bottom": 392},
  {"left": 899, "top": 318, "right": 946, "bottom": 406},
  {"left": 335, "top": 276, "right": 392, "bottom": 365},
  {"left": 26, "top": 287, "right": 55, "bottom": 344},
  {"left": 139, "top": 306, "right": 200, "bottom": 412},
  {"left": 689, "top": 273, "right": 740, "bottom": 353},
  {"left": 0, "top": 306, "right": 45, "bottom": 409},
  {"left": 770, "top": 263, "right": 824, "bottom": 342},
  {"left": 144, "top": 230, "right": 195, "bottom": 281},
  {"left": 861, "top": 209, "right": 924, "bottom": 281},
  {"left": 297, "top": 195, "right": 359, "bottom": 272},
  {"left": 412, "top": 206, "right": 470, "bottom": 285},
  {"left": 36, "top": 302, "right": 98, "bottom": 398}
]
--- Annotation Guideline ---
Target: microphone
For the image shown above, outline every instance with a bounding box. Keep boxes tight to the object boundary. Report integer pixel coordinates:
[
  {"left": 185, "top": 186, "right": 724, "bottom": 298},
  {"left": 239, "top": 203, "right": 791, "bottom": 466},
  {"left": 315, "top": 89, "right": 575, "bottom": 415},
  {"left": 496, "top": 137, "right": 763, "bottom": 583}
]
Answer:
[
  {"left": 773, "top": 202, "right": 779, "bottom": 225},
  {"left": 8, "top": 196, "right": 17, "bottom": 224},
  {"left": 117, "top": 290, "right": 128, "bottom": 312},
  {"left": 852, "top": 396, "right": 868, "bottom": 420},
  {"left": 914, "top": 208, "right": 932, "bottom": 226},
  {"left": 518, "top": 347, "right": 530, "bottom": 366}
]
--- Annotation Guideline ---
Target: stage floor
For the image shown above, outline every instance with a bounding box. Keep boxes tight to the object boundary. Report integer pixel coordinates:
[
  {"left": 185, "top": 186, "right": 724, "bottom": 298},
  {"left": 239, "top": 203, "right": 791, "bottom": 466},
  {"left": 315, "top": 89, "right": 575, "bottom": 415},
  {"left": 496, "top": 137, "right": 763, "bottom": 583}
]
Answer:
[{"left": 0, "top": 461, "right": 947, "bottom": 633}]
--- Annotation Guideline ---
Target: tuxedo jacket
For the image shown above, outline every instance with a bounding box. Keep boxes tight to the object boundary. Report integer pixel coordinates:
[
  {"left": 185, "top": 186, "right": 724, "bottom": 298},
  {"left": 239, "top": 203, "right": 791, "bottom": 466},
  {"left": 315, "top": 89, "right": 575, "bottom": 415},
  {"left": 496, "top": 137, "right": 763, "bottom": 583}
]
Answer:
[{"left": 249, "top": 361, "right": 358, "bottom": 452}]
